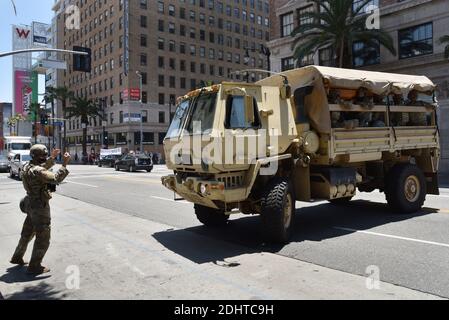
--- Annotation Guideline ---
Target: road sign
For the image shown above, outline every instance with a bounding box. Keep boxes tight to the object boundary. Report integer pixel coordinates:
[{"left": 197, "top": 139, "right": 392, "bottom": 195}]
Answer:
[{"left": 53, "top": 121, "right": 63, "bottom": 126}]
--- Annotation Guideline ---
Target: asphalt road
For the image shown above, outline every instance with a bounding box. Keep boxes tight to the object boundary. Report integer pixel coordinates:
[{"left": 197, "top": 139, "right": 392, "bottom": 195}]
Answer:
[{"left": 2, "top": 165, "right": 449, "bottom": 298}]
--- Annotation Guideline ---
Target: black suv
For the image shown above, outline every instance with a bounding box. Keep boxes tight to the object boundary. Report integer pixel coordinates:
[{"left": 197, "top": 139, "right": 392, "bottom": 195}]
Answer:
[
  {"left": 115, "top": 154, "right": 153, "bottom": 172},
  {"left": 98, "top": 155, "right": 122, "bottom": 168}
]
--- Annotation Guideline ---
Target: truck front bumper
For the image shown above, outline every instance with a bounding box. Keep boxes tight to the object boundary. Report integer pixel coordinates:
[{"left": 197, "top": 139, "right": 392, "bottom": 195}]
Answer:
[{"left": 161, "top": 175, "right": 229, "bottom": 209}]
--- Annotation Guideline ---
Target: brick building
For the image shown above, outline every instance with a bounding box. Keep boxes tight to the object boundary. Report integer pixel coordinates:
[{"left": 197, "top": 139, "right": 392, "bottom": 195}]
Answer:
[{"left": 52, "top": 0, "right": 271, "bottom": 157}]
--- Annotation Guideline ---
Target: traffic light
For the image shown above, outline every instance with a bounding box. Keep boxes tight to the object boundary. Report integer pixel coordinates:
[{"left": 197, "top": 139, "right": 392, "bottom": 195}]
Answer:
[
  {"left": 73, "top": 46, "right": 92, "bottom": 73},
  {"left": 103, "top": 131, "right": 109, "bottom": 146},
  {"left": 40, "top": 114, "right": 49, "bottom": 125}
]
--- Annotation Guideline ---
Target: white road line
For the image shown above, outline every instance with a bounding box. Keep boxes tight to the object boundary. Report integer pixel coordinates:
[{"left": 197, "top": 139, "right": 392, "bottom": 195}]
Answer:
[
  {"left": 429, "top": 194, "right": 449, "bottom": 198},
  {"left": 65, "top": 181, "right": 99, "bottom": 188},
  {"left": 334, "top": 227, "right": 449, "bottom": 248},
  {"left": 151, "top": 196, "right": 190, "bottom": 204}
]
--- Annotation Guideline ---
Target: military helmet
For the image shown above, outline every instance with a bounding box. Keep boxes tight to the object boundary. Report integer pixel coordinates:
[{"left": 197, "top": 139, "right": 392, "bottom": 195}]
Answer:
[{"left": 30, "top": 144, "right": 49, "bottom": 160}]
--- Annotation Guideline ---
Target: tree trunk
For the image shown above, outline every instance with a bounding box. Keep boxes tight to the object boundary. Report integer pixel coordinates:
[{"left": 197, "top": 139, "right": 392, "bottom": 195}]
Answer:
[
  {"left": 82, "top": 126, "right": 87, "bottom": 164},
  {"left": 338, "top": 37, "right": 345, "bottom": 68}
]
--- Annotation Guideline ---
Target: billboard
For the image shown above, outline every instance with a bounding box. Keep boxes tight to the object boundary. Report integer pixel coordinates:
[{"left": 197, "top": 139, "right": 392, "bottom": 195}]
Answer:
[
  {"left": 122, "top": 89, "right": 141, "bottom": 101},
  {"left": 14, "top": 70, "right": 33, "bottom": 115},
  {"left": 12, "top": 25, "right": 32, "bottom": 70},
  {"left": 32, "top": 22, "right": 51, "bottom": 47}
]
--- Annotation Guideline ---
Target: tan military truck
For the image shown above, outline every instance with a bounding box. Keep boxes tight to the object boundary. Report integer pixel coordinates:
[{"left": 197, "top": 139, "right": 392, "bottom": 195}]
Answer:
[{"left": 161, "top": 66, "right": 440, "bottom": 243}]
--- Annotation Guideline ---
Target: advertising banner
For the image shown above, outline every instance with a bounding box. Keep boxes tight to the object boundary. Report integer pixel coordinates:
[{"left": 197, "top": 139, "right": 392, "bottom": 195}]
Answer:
[
  {"left": 100, "top": 148, "right": 122, "bottom": 157},
  {"left": 14, "top": 70, "right": 32, "bottom": 115},
  {"left": 32, "top": 22, "right": 51, "bottom": 47}
]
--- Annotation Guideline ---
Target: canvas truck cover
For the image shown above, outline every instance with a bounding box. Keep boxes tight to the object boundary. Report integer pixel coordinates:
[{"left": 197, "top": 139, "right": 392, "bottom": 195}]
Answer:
[{"left": 256, "top": 66, "right": 437, "bottom": 133}]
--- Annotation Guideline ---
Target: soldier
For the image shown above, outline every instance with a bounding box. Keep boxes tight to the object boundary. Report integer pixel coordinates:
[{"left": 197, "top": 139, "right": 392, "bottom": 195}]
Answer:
[{"left": 10, "top": 145, "right": 71, "bottom": 275}]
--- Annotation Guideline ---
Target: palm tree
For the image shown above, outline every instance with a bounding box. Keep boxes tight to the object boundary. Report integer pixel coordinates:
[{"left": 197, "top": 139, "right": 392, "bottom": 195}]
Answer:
[
  {"left": 440, "top": 35, "right": 449, "bottom": 60},
  {"left": 66, "top": 97, "right": 101, "bottom": 163},
  {"left": 45, "top": 86, "right": 74, "bottom": 152},
  {"left": 28, "top": 102, "right": 42, "bottom": 144},
  {"left": 291, "top": 0, "right": 396, "bottom": 68}
]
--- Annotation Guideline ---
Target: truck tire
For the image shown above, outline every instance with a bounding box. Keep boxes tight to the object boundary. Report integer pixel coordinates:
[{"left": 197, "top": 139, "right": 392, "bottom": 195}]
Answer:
[
  {"left": 386, "top": 164, "right": 426, "bottom": 214},
  {"left": 261, "top": 178, "right": 295, "bottom": 244},
  {"left": 329, "top": 197, "right": 353, "bottom": 205},
  {"left": 194, "top": 204, "right": 229, "bottom": 227}
]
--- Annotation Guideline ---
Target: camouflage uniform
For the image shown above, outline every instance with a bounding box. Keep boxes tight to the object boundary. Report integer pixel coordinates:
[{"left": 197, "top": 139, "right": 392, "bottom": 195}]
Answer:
[{"left": 11, "top": 145, "right": 69, "bottom": 272}]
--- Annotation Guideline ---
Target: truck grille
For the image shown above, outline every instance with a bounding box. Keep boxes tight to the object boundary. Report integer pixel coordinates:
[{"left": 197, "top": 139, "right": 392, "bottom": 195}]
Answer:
[{"left": 217, "top": 173, "right": 245, "bottom": 189}]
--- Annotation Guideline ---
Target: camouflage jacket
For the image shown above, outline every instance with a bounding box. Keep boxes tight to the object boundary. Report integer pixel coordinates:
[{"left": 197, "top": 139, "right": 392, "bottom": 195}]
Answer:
[{"left": 22, "top": 158, "right": 69, "bottom": 202}]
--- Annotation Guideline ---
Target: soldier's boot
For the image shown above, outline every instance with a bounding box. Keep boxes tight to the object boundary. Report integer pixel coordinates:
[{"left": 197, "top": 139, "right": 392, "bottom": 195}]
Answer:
[
  {"left": 26, "top": 265, "right": 51, "bottom": 275},
  {"left": 28, "top": 225, "right": 51, "bottom": 275}
]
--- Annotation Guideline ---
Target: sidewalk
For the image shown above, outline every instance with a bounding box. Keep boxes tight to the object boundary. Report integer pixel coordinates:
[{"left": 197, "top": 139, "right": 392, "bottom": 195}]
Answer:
[{"left": 0, "top": 189, "right": 443, "bottom": 300}]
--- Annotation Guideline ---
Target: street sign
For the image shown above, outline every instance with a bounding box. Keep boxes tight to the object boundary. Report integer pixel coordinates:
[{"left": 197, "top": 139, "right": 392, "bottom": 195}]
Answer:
[{"left": 53, "top": 121, "right": 63, "bottom": 126}]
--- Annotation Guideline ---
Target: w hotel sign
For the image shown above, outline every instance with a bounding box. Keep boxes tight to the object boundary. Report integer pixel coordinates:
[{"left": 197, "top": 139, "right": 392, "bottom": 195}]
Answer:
[{"left": 12, "top": 25, "right": 32, "bottom": 70}]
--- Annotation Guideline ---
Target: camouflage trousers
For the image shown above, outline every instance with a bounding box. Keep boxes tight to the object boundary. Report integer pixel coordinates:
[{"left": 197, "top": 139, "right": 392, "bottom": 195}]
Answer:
[{"left": 12, "top": 200, "right": 51, "bottom": 267}]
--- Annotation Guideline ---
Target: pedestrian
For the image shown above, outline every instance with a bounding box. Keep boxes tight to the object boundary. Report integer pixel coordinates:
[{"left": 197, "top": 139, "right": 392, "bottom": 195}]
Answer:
[
  {"left": 10, "top": 145, "right": 71, "bottom": 275},
  {"left": 75, "top": 153, "right": 79, "bottom": 163}
]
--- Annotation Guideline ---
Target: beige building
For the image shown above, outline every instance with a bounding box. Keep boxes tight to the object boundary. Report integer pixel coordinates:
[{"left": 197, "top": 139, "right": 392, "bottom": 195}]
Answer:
[
  {"left": 268, "top": 0, "right": 449, "bottom": 175},
  {"left": 51, "top": 0, "right": 271, "bottom": 158}
]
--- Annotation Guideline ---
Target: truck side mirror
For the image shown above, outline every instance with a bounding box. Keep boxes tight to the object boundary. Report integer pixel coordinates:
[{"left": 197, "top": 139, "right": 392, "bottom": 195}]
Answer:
[{"left": 244, "top": 95, "right": 255, "bottom": 125}]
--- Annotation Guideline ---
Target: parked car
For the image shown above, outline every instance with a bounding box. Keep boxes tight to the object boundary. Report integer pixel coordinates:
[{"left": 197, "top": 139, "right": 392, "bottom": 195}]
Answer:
[
  {"left": 115, "top": 154, "right": 153, "bottom": 172},
  {"left": 0, "top": 155, "right": 10, "bottom": 173},
  {"left": 9, "top": 151, "right": 32, "bottom": 180},
  {"left": 98, "top": 155, "right": 122, "bottom": 168}
]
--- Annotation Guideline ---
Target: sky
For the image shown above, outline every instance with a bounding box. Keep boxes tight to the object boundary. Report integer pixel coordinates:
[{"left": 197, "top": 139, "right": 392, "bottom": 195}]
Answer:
[{"left": 0, "top": 0, "right": 55, "bottom": 103}]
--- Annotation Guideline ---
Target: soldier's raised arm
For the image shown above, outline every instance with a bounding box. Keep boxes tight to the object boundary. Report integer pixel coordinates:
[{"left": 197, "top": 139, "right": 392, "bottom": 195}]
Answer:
[
  {"left": 42, "top": 149, "right": 61, "bottom": 170},
  {"left": 37, "top": 152, "right": 71, "bottom": 184}
]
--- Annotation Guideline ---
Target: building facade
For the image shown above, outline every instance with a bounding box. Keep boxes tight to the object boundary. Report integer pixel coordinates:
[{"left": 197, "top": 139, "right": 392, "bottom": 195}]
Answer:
[
  {"left": 0, "top": 103, "right": 13, "bottom": 152},
  {"left": 268, "top": 0, "right": 449, "bottom": 174},
  {"left": 52, "top": 0, "right": 271, "bottom": 158}
]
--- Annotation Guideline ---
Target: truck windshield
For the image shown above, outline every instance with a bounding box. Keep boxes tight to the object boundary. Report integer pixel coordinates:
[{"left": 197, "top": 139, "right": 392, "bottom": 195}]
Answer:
[
  {"left": 186, "top": 93, "right": 217, "bottom": 134},
  {"left": 11, "top": 143, "right": 31, "bottom": 150},
  {"left": 166, "top": 99, "right": 191, "bottom": 139}
]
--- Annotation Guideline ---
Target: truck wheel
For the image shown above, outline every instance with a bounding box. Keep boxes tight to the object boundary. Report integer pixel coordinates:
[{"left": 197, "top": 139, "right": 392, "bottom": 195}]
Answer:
[
  {"left": 261, "top": 178, "right": 295, "bottom": 244},
  {"left": 386, "top": 164, "right": 426, "bottom": 214},
  {"left": 194, "top": 205, "right": 229, "bottom": 227},
  {"left": 329, "top": 197, "right": 353, "bottom": 205}
]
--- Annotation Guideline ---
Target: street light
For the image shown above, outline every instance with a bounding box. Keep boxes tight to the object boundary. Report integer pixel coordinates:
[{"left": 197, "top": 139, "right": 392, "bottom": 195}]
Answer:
[{"left": 136, "top": 71, "right": 144, "bottom": 154}]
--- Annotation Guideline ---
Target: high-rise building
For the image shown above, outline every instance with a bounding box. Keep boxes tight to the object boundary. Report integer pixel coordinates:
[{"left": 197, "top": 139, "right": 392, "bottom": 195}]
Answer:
[
  {"left": 52, "top": 0, "right": 271, "bottom": 158},
  {"left": 268, "top": 0, "right": 449, "bottom": 174}
]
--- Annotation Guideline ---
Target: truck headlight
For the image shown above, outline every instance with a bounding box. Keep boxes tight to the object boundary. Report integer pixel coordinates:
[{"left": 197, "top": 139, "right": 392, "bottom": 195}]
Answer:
[{"left": 199, "top": 184, "right": 208, "bottom": 195}]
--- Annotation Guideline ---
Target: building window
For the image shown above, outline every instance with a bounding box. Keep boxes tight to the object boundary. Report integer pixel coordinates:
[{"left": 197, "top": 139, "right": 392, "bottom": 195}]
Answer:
[
  {"left": 399, "top": 23, "right": 433, "bottom": 59},
  {"left": 281, "top": 57, "right": 295, "bottom": 71},
  {"left": 319, "top": 47, "right": 335, "bottom": 66},
  {"left": 140, "top": 16, "right": 147, "bottom": 28},
  {"left": 159, "top": 112, "right": 166, "bottom": 124},
  {"left": 353, "top": 41, "right": 380, "bottom": 67},
  {"left": 298, "top": 5, "right": 314, "bottom": 26},
  {"left": 140, "top": 35, "right": 147, "bottom": 47},
  {"left": 158, "top": 75, "right": 165, "bottom": 87},
  {"left": 159, "top": 93, "right": 165, "bottom": 105},
  {"left": 281, "top": 12, "right": 295, "bottom": 37}
]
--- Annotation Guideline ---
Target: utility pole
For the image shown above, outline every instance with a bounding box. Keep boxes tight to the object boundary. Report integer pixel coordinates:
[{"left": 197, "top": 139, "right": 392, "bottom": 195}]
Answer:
[{"left": 136, "top": 71, "right": 144, "bottom": 154}]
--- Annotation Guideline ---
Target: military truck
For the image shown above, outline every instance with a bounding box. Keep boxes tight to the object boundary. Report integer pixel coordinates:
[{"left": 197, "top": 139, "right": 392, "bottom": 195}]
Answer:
[{"left": 161, "top": 66, "right": 440, "bottom": 243}]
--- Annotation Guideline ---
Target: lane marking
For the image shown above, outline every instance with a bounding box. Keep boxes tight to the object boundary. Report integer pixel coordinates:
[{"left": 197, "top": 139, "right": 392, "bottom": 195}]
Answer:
[
  {"left": 334, "top": 227, "right": 449, "bottom": 248},
  {"left": 429, "top": 194, "right": 449, "bottom": 199},
  {"left": 65, "top": 181, "right": 99, "bottom": 188},
  {"left": 151, "top": 196, "right": 190, "bottom": 205}
]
